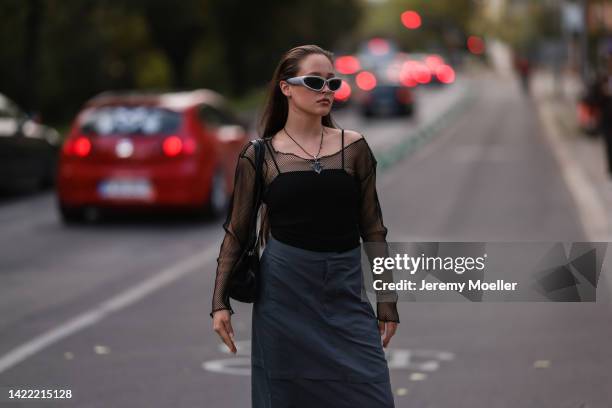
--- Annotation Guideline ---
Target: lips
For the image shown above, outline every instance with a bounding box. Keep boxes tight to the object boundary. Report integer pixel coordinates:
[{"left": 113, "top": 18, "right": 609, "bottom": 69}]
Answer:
[{"left": 317, "top": 98, "right": 331, "bottom": 104}]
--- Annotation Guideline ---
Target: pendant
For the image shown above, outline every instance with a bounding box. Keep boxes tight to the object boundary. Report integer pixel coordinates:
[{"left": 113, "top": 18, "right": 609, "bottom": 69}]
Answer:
[{"left": 311, "top": 159, "right": 323, "bottom": 174}]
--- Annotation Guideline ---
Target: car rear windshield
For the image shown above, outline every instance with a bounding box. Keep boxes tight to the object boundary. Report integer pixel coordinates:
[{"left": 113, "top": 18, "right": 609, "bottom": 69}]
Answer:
[{"left": 79, "top": 106, "right": 182, "bottom": 135}]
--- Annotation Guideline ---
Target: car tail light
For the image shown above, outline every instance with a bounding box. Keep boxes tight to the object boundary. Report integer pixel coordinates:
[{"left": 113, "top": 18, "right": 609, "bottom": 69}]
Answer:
[
  {"left": 63, "top": 136, "right": 92, "bottom": 157},
  {"left": 74, "top": 137, "right": 92, "bottom": 157},
  {"left": 356, "top": 71, "right": 377, "bottom": 91},
  {"left": 162, "top": 135, "right": 197, "bottom": 157},
  {"left": 183, "top": 138, "right": 196, "bottom": 154},
  {"left": 436, "top": 64, "right": 456, "bottom": 84},
  {"left": 162, "top": 136, "right": 182, "bottom": 156},
  {"left": 414, "top": 63, "right": 431, "bottom": 84},
  {"left": 334, "top": 81, "right": 352, "bottom": 102}
]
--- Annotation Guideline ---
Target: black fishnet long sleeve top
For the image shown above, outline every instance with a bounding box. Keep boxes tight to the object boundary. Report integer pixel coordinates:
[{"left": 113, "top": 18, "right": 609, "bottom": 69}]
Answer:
[{"left": 210, "top": 130, "right": 400, "bottom": 323}]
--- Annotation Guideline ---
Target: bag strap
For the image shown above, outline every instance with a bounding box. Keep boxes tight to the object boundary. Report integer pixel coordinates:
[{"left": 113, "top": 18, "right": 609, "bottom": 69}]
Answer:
[{"left": 245, "top": 139, "right": 265, "bottom": 255}]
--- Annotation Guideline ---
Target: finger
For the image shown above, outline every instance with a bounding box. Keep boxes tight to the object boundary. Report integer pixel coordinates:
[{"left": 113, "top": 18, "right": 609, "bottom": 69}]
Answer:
[
  {"left": 382, "top": 323, "right": 398, "bottom": 348},
  {"left": 224, "top": 319, "right": 235, "bottom": 340},
  {"left": 224, "top": 320, "right": 237, "bottom": 353},
  {"left": 382, "top": 323, "right": 391, "bottom": 348},
  {"left": 216, "top": 325, "right": 237, "bottom": 354},
  {"left": 378, "top": 321, "right": 385, "bottom": 336}
]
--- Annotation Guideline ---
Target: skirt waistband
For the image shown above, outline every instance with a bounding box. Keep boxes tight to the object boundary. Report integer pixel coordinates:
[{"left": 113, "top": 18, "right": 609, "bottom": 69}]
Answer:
[{"left": 265, "top": 233, "right": 361, "bottom": 261}]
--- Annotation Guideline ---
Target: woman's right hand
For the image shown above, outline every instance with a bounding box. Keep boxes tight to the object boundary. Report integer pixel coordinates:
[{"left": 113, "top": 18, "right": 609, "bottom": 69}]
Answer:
[{"left": 212, "top": 310, "right": 237, "bottom": 354}]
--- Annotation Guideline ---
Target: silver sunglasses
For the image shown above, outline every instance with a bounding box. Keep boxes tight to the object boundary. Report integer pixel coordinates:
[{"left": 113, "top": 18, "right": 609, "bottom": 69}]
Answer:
[{"left": 285, "top": 75, "right": 343, "bottom": 92}]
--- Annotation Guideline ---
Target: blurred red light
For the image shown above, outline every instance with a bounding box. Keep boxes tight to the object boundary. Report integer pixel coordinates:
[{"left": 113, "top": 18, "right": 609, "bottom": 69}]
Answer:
[
  {"left": 356, "top": 71, "right": 377, "bottom": 91},
  {"left": 401, "top": 10, "right": 421, "bottom": 29},
  {"left": 467, "top": 36, "right": 485, "bottom": 55},
  {"left": 334, "top": 80, "right": 352, "bottom": 101},
  {"left": 577, "top": 102, "right": 599, "bottom": 126},
  {"left": 368, "top": 38, "right": 389, "bottom": 55},
  {"left": 401, "top": 76, "right": 418, "bottom": 87},
  {"left": 335, "top": 56, "right": 360, "bottom": 75},
  {"left": 400, "top": 61, "right": 418, "bottom": 87},
  {"left": 413, "top": 62, "right": 431, "bottom": 84},
  {"left": 425, "top": 55, "right": 444, "bottom": 69},
  {"left": 73, "top": 137, "right": 91, "bottom": 157},
  {"left": 436, "top": 64, "right": 455, "bottom": 84},
  {"left": 183, "top": 138, "right": 197, "bottom": 154},
  {"left": 163, "top": 136, "right": 183, "bottom": 156}
]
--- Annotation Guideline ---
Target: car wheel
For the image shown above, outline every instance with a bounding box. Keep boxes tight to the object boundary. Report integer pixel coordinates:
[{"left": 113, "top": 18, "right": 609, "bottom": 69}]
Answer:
[{"left": 59, "top": 203, "right": 85, "bottom": 224}]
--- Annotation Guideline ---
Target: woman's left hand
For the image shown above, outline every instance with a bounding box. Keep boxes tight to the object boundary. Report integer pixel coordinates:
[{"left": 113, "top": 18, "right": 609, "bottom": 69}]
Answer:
[{"left": 378, "top": 321, "right": 398, "bottom": 348}]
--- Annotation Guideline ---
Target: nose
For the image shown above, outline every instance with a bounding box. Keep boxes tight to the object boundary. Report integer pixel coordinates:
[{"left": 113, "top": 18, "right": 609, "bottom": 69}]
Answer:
[{"left": 320, "top": 82, "right": 333, "bottom": 92}]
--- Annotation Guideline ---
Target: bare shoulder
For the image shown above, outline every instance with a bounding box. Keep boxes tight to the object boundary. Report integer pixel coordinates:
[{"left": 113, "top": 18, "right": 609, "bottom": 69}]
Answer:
[
  {"left": 344, "top": 129, "right": 367, "bottom": 146},
  {"left": 322, "top": 127, "right": 362, "bottom": 143},
  {"left": 342, "top": 129, "right": 365, "bottom": 144},
  {"left": 323, "top": 127, "right": 364, "bottom": 142}
]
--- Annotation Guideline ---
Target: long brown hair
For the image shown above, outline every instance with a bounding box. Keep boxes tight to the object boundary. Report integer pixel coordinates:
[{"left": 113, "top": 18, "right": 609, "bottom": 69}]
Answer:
[{"left": 256, "top": 45, "right": 339, "bottom": 250}]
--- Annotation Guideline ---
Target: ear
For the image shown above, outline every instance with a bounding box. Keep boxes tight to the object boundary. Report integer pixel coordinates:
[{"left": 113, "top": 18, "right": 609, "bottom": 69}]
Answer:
[{"left": 279, "top": 80, "right": 291, "bottom": 98}]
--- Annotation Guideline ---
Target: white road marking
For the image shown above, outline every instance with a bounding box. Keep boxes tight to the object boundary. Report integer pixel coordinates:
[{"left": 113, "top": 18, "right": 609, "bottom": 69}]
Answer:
[
  {"left": 203, "top": 343, "right": 455, "bottom": 376},
  {"left": 0, "top": 245, "right": 219, "bottom": 374},
  {"left": 202, "top": 358, "right": 252, "bottom": 376}
]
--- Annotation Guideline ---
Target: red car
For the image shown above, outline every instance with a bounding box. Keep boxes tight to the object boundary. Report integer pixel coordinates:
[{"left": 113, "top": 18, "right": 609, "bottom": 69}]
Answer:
[{"left": 56, "top": 89, "right": 249, "bottom": 223}]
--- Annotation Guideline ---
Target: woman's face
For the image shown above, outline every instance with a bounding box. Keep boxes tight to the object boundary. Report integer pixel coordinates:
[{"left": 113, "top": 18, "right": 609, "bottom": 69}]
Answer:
[{"left": 280, "top": 53, "right": 335, "bottom": 116}]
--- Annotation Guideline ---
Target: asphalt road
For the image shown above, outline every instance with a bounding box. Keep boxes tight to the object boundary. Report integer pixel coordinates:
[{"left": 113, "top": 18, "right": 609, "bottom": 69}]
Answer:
[{"left": 1, "top": 71, "right": 611, "bottom": 407}]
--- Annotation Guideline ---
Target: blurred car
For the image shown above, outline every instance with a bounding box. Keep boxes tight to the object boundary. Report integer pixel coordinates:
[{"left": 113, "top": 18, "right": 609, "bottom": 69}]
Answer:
[
  {"left": 56, "top": 89, "right": 249, "bottom": 223},
  {"left": 334, "top": 40, "right": 457, "bottom": 118},
  {"left": 356, "top": 51, "right": 417, "bottom": 117},
  {"left": 0, "top": 93, "right": 61, "bottom": 192},
  {"left": 334, "top": 39, "right": 418, "bottom": 118}
]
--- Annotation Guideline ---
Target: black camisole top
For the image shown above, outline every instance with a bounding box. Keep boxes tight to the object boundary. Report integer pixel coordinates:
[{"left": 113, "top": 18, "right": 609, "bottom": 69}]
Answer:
[{"left": 262, "top": 134, "right": 362, "bottom": 252}]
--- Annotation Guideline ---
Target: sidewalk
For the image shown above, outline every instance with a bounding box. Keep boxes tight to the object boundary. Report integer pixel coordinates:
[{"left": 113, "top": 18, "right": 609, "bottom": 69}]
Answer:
[{"left": 531, "top": 69, "right": 612, "bottom": 241}]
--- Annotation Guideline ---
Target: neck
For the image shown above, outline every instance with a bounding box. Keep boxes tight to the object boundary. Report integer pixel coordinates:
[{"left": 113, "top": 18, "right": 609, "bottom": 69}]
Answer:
[{"left": 283, "top": 106, "right": 324, "bottom": 141}]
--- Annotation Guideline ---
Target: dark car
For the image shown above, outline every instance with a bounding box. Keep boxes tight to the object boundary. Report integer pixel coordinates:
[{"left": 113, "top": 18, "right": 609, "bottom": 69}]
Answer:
[
  {"left": 360, "top": 82, "right": 415, "bottom": 117},
  {"left": 355, "top": 57, "right": 416, "bottom": 118},
  {"left": 0, "top": 93, "right": 61, "bottom": 192},
  {"left": 343, "top": 39, "right": 417, "bottom": 118},
  {"left": 56, "top": 89, "right": 249, "bottom": 223}
]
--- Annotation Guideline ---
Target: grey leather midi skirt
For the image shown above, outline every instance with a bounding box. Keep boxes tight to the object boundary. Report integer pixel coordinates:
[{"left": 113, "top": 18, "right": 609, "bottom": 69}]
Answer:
[{"left": 251, "top": 234, "right": 395, "bottom": 407}]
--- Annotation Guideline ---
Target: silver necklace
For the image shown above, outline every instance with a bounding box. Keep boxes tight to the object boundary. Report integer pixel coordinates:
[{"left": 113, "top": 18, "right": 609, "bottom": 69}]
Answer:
[{"left": 282, "top": 127, "right": 325, "bottom": 174}]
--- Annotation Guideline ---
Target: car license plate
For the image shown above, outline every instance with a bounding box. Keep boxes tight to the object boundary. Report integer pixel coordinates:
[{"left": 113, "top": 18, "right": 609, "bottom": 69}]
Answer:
[{"left": 98, "top": 178, "right": 153, "bottom": 200}]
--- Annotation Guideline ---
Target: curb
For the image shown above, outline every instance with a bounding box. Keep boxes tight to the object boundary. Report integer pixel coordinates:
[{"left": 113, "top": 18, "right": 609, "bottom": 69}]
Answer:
[
  {"left": 533, "top": 89, "right": 609, "bottom": 242},
  {"left": 532, "top": 75, "right": 612, "bottom": 305}
]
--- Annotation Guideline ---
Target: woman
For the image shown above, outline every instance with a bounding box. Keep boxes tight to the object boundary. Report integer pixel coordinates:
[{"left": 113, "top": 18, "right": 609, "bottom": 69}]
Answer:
[{"left": 211, "top": 44, "right": 399, "bottom": 407}]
